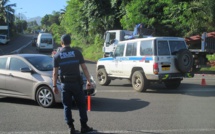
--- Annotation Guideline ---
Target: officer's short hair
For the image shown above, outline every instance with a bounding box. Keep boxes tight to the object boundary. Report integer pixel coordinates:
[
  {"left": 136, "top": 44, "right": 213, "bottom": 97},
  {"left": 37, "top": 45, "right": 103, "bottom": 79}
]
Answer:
[{"left": 61, "top": 34, "right": 71, "bottom": 45}]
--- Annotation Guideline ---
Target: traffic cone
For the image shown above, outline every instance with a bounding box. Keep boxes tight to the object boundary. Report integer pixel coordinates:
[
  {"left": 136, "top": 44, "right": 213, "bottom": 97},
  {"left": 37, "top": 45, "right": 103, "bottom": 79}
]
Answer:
[
  {"left": 201, "top": 74, "right": 206, "bottom": 86},
  {"left": 87, "top": 95, "right": 91, "bottom": 111},
  {"left": 86, "top": 84, "right": 91, "bottom": 111}
]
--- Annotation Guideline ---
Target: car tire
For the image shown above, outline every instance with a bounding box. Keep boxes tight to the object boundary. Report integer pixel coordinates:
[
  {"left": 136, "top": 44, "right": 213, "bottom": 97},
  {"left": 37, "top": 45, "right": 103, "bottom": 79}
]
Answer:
[
  {"left": 97, "top": 68, "right": 111, "bottom": 86},
  {"left": 164, "top": 79, "right": 181, "bottom": 89},
  {"left": 131, "top": 70, "right": 148, "bottom": 92},
  {"left": 36, "top": 86, "right": 55, "bottom": 108},
  {"left": 175, "top": 49, "right": 193, "bottom": 73}
]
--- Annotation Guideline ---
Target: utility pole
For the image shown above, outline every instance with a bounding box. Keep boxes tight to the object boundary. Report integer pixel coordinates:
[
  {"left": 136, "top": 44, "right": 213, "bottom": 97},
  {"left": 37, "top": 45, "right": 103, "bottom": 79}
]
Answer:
[
  {"left": 20, "top": 12, "right": 27, "bottom": 34},
  {"left": 5, "top": 3, "right": 16, "bottom": 38}
]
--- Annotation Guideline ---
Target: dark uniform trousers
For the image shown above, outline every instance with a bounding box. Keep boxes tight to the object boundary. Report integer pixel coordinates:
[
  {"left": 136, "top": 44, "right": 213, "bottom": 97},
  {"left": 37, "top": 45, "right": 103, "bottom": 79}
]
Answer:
[{"left": 60, "top": 81, "right": 88, "bottom": 127}]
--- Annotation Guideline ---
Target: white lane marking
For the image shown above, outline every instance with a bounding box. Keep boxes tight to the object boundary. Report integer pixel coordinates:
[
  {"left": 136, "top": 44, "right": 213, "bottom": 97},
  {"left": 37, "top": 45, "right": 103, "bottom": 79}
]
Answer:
[
  {"left": 10, "top": 41, "right": 32, "bottom": 54},
  {"left": 98, "top": 89, "right": 215, "bottom": 93},
  {"left": 98, "top": 90, "right": 135, "bottom": 93},
  {"left": 1, "top": 128, "right": 215, "bottom": 134}
]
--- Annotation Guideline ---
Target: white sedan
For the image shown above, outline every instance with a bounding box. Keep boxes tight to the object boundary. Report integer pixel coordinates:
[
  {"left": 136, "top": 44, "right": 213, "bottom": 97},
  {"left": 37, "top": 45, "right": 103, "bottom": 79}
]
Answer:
[{"left": 0, "top": 54, "right": 96, "bottom": 108}]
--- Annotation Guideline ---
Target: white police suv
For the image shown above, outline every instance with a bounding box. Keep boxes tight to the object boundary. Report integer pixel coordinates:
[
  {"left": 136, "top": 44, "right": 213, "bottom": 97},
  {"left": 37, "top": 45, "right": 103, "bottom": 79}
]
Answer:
[{"left": 96, "top": 37, "right": 194, "bottom": 92}]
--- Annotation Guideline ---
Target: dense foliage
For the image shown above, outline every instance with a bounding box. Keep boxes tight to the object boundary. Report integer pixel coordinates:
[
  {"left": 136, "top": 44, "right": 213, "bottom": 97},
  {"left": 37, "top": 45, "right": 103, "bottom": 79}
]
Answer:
[
  {"left": 1, "top": 0, "right": 215, "bottom": 60},
  {"left": 46, "top": 0, "right": 215, "bottom": 42},
  {"left": 40, "top": 0, "right": 215, "bottom": 60}
]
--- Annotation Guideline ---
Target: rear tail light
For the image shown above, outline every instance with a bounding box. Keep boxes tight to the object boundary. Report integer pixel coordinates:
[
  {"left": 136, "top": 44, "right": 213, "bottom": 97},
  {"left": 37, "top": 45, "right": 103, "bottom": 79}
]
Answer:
[{"left": 153, "top": 63, "right": 159, "bottom": 74}]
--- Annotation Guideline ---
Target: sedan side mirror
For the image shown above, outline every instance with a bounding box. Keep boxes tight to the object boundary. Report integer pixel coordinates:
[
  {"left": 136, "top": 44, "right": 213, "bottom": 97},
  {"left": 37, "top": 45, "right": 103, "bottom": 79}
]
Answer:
[{"left": 21, "top": 67, "right": 33, "bottom": 73}]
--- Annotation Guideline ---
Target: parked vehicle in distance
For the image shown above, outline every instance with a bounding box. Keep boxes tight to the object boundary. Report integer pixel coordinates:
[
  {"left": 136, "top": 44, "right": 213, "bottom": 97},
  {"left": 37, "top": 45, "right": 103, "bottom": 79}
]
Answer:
[
  {"left": 36, "top": 33, "right": 54, "bottom": 52},
  {"left": 0, "top": 54, "right": 97, "bottom": 108},
  {"left": 31, "top": 37, "right": 37, "bottom": 46},
  {"left": 0, "top": 34, "right": 10, "bottom": 45},
  {"left": 102, "top": 28, "right": 154, "bottom": 57}
]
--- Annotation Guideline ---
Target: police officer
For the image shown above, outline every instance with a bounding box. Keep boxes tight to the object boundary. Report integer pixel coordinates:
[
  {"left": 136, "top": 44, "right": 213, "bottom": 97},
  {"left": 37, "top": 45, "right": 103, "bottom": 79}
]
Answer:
[{"left": 52, "top": 34, "right": 93, "bottom": 134}]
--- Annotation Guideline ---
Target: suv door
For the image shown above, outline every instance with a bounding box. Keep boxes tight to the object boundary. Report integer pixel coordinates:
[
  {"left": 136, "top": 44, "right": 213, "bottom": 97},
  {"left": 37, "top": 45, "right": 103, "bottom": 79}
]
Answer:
[
  {"left": 139, "top": 40, "right": 154, "bottom": 74},
  {"left": 169, "top": 40, "right": 193, "bottom": 73},
  {"left": 109, "top": 43, "right": 125, "bottom": 76},
  {"left": 156, "top": 40, "right": 172, "bottom": 74},
  {"left": 124, "top": 42, "right": 138, "bottom": 76}
]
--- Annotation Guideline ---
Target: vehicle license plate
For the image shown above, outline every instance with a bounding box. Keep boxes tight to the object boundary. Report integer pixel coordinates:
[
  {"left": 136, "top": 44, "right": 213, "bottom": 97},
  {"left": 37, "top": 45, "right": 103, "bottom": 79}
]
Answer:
[
  {"left": 162, "top": 67, "right": 170, "bottom": 71},
  {"left": 162, "top": 66, "right": 170, "bottom": 71}
]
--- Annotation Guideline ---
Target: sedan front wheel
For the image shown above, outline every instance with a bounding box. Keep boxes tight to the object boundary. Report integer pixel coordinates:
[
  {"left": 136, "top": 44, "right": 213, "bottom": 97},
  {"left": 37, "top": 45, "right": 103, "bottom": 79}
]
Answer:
[{"left": 36, "top": 86, "right": 55, "bottom": 108}]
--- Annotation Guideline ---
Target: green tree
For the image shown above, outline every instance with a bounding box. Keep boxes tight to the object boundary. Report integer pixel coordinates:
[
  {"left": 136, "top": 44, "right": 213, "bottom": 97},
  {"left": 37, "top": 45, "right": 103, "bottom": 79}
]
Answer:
[
  {"left": 41, "top": 12, "right": 61, "bottom": 32},
  {"left": 48, "top": 11, "right": 61, "bottom": 25},
  {"left": 0, "top": 0, "right": 16, "bottom": 37},
  {"left": 163, "top": 0, "right": 215, "bottom": 36},
  {"left": 61, "top": 0, "right": 127, "bottom": 45},
  {"left": 49, "top": 23, "right": 66, "bottom": 44},
  {"left": 14, "top": 19, "right": 27, "bottom": 33},
  {"left": 120, "top": 0, "right": 170, "bottom": 35}
]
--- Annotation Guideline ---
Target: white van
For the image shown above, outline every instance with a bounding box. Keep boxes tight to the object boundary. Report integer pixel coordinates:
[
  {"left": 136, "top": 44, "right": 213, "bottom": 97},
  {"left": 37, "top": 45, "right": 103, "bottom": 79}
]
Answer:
[{"left": 36, "top": 33, "right": 54, "bottom": 51}]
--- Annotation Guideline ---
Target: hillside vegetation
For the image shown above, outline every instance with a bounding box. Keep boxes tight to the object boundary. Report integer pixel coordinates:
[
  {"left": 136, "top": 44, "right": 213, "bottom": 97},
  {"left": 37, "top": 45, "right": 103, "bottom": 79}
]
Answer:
[{"left": 41, "top": 0, "right": 215, "bottom": 61}]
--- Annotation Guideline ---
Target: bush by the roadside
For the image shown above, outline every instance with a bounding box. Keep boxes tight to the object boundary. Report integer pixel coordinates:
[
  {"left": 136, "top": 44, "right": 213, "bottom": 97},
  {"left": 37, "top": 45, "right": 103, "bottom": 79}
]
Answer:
[{"left": 82, "top": 34, "right": 104, "bottom": 61}]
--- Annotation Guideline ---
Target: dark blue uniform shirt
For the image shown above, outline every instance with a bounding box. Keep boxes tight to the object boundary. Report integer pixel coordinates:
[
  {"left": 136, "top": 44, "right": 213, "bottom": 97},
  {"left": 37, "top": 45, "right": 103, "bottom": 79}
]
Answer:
[{"left": 53, "top": 47, "right": 85, "bottom": 76}]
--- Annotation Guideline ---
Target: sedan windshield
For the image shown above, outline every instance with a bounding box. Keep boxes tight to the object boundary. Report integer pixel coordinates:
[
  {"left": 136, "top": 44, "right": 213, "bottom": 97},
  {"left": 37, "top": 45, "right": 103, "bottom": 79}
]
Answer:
[{"left": 25, "top": 56, "right": 53, "bottom": 71}]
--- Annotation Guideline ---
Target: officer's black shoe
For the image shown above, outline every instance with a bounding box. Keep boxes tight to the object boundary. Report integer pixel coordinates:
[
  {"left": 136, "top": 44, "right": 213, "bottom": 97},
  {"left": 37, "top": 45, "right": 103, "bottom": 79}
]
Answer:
[
  {"left": 81, "top": 125, "right": 93, "bottom": 133},
  {"left": 69, "top": 124, "right": 76, "bottom": 134},
  {"left": 69, "top": 127, "right": 76, "bottom": 134}
]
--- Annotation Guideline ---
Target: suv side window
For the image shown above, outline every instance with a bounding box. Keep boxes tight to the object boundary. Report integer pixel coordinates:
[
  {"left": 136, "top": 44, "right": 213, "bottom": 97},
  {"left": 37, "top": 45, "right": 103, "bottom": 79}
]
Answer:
[
  {"left": 114, "top": 44, "right": 125, "bottom": 57},
  {"left": 0, "top": 57, "right": 7, "bottom": 70},
  {"left": 126, "top": 42, "right": 137, "bottom": 56},
  {"left": 140, "top": 40, "right": 153, "bottom": 56},
  {"left": 157, "top": 41, "right": 170, "bottom": 55},
  {"left": 9, "top": 58, "right": 29, "bottom": 71}
]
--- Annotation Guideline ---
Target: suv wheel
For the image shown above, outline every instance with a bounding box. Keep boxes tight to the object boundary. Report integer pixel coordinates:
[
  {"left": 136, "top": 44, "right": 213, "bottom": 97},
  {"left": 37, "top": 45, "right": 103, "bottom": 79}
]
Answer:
[
  {"left": 131, "top": 71, "right": 148, "bottom": 92},
  {"left": 175, "top": 49, "right": 193, "bottom": 73},
  {"left": 36, "top": 86, "right": 55, "bottom": 108},
  {"left": 97, "top": 68, "right": 111, "bottom": 86},
  {"left": 164, "top": 79, "right": 181, "bottom": 89}
]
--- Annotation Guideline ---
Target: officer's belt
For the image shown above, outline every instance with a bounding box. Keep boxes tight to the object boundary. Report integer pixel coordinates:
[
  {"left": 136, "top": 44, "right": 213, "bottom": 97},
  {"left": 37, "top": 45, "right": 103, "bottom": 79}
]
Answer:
[{"left": 59, "top": 75, "right": 81, "bottom": 83}]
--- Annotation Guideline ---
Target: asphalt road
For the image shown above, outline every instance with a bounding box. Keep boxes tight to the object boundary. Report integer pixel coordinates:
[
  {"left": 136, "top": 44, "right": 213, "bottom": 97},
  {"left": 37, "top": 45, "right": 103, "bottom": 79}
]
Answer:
[
  {"left": 0, "top": 35, "right": 215, "bottom": 134},
  {"left": 0, "top": 34, "right": 33, "bottom": 55}
]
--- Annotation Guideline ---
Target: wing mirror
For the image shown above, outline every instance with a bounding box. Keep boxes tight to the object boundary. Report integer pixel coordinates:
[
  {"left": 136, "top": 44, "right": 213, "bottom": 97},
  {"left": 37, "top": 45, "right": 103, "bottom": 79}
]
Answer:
[{"left": 21, "top": 67, "right": 33, "bottom": 73}]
